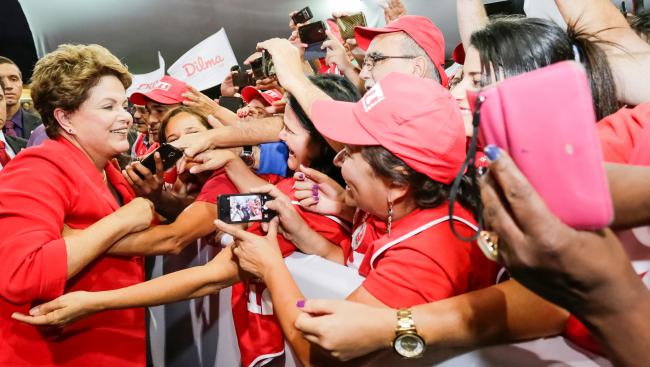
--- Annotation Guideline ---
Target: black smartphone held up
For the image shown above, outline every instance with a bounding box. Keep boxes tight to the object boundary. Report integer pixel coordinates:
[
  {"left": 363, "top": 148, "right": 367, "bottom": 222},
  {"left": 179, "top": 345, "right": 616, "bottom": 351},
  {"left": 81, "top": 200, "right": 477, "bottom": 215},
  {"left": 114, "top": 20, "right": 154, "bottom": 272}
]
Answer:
[
  {"left": 136, "top": 143, "right": 183, "bottom": 178},
  {"left": 217, "top": 193, "right": 277, "bottom": 224},
  {"left": 299, "top": 21, "right": 328, "bottom": 45},
  {"left": 292, "top": 7, "right": 313, "bottom": 25},
  {"left": 231, "top": 65, "right": 255, "bottom": 89},
  {"left": 250, "top": 56, "right": 265, "bottom": 80},
  {"left": 219, "top": 96, "right": 245, "bottom": 113}
]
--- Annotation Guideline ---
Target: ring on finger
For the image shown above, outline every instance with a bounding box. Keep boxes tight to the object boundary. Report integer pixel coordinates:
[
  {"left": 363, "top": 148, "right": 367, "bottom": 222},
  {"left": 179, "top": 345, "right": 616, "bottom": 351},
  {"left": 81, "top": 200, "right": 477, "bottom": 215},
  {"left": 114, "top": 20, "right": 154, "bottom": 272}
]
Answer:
[{"left": 477, "top": 230, "right": 499, "bottom": 261}]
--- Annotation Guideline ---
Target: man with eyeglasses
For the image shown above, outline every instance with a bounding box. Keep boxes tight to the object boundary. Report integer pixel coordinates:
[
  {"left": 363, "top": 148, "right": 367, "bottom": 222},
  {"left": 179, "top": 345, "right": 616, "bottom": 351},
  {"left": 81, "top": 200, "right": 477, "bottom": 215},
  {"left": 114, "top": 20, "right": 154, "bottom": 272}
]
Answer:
[
  {"left": 355, "top": 15, "right": 449, "bottom": 91},
  {"left": 130, "top": 103, "right": 151, "bottom": 159}
]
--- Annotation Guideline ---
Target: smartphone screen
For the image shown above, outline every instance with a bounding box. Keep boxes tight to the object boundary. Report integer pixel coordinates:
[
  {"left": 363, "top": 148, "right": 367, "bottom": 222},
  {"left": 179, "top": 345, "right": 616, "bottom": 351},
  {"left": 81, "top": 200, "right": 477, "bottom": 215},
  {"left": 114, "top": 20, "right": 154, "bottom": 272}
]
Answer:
[
  {"left": 219, "top": 96, "right": 245, "bottom": 113},
  {"left": 136, "top": 143, "right": 183, "bottom": 178},
  {"left": 217, "top": 193, "right": 277, "bottom": 224}
]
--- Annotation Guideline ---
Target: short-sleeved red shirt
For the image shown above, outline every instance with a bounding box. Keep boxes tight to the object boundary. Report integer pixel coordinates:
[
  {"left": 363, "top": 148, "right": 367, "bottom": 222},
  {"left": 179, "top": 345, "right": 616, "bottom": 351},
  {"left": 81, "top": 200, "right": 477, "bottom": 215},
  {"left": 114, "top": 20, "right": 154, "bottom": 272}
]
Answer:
[
  {"left": 358, "top": 204, "right": 499, "bottom": 308},
  {"left": 597, "top": 102, "right": 650, "bottom": 163}
]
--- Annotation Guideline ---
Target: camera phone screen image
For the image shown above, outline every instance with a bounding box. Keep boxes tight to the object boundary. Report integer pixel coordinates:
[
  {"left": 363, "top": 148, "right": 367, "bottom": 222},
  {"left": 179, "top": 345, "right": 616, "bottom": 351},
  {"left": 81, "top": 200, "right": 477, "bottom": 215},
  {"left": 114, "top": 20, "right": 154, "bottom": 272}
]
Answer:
[{"left": 228, "top": 195, "right": 264, "bottom": 223}]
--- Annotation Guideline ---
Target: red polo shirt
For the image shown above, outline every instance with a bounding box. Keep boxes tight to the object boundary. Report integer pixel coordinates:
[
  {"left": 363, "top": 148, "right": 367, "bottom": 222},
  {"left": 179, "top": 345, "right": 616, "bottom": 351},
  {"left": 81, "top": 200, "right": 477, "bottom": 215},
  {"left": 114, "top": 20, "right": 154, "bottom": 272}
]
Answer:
[{"left": 0, "top": 138, "right": 145, "bottom": 366}]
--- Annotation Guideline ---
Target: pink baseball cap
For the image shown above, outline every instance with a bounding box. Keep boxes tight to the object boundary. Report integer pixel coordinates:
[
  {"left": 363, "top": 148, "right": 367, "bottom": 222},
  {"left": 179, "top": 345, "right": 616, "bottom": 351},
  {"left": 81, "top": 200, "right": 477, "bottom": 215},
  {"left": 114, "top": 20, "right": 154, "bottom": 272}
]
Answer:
[
  {"left": 241, "top": 87, "right": 284, "bottom": 106},
  {"left": 354, "top": 15, "right": 448, "bottom": 87},
  {"left": 130, "top": 75, "right": 189, "bottom": 106},
  {"left": 311, "top": 73, "right": 465, "bottom": 184}
]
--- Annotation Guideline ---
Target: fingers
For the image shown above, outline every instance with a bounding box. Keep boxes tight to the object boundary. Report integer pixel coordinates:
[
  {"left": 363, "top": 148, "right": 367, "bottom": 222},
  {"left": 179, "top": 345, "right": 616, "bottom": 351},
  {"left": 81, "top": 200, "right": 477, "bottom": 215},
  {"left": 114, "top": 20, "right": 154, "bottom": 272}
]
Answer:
[
  {"left": 299, "top": 298, "right": 339, "bottom": 316},
  {"left": 479, "top": 172, "right": 524, "bottom": 264},
  {"left": 29, "top": 299, "right": 60, "bottom": 316},
  {"left": 11, "top": 312, "right": 54, "bottom": 326},
  {"left": 153, "top": 153, "right": 164, "bottom": 178},
  {"left": 214, "top": 219, "right": 256, "bottom": 242},
  {"left": 207, "top": 115, "right": 224, "bottom": 128},
  {"left": 250, "top": 184, "right": 284, "bottom": 199},
  {"left": 265, "top": 217, "right": 280, "bottom": 238},
  {"left": 485, "top": 147, "right": 557, "bottom": 237},
  {"left": 298, "top": 164, "right": 328, "bottom": 184}
]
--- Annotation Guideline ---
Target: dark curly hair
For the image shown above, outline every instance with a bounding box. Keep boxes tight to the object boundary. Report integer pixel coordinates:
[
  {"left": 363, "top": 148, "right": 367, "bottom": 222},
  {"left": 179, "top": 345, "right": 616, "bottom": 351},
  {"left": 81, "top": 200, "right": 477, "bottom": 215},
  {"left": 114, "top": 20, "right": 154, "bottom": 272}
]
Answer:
[
  {"left": 287, "top": 74, "right": 361, "bottom": 186},
  {"left": 361, "top": 146, "right": 481, "bottom": 217}
]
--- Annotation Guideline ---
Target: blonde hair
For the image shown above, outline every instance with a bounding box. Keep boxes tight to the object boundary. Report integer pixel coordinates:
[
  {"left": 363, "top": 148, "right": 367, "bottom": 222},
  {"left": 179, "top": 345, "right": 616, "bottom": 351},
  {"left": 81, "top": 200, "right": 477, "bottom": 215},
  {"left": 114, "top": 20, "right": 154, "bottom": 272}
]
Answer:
[{"left": 30, "top": 44, "right": 132, "bottom": 138}]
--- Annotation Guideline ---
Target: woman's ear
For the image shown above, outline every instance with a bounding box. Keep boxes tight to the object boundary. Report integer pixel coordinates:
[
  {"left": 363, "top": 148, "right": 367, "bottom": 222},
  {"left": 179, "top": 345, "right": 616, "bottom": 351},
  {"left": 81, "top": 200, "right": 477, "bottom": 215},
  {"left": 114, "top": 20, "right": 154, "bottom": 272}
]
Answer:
[{"left": 53, "top": 108, "right": 74, "bottom": 134}]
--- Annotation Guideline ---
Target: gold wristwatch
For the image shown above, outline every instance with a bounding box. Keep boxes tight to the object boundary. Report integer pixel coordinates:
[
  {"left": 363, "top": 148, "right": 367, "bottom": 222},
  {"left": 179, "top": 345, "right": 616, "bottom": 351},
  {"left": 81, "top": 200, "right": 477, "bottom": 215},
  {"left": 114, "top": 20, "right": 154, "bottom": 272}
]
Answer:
[{"left": 392, "top": 308, "right": 425, "bottom": 358}]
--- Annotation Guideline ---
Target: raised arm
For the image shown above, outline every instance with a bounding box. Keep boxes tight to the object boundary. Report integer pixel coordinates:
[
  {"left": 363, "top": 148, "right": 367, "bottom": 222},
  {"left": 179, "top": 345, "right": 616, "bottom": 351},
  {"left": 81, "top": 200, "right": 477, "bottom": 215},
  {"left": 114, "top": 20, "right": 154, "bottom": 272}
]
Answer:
[{"left": 457, "top": 0, "right": 489, "bottom": 51}]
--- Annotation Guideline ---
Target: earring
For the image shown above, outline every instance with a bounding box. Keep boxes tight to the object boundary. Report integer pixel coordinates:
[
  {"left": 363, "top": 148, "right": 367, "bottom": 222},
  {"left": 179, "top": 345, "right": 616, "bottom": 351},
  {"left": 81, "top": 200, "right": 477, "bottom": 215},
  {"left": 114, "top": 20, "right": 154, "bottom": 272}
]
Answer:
[
  {"left": 387, "top": 199, "right": 393, "bottom": 237},
  {"left": 67, "top": 128, "right": 73, "bottom": 134}
]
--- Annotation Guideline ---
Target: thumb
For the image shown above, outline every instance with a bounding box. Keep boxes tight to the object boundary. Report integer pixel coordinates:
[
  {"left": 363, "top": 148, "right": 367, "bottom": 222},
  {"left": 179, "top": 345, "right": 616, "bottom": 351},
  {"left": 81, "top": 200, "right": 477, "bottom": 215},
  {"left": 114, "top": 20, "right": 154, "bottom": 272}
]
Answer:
[
  {"left": 266, "top": 217, "right": 280, "bottom": 239},
  {"left": 207, "top": 115, "right": 224, "bottom": 128},
  {"left": 299, "top": 164, "right": 329, "bottom": 184}
]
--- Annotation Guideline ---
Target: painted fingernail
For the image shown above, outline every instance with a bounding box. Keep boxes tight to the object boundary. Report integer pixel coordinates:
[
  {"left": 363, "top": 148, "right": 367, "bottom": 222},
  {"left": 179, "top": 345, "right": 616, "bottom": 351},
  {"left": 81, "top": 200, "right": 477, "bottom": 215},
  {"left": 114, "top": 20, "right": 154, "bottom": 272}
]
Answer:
[
  {"left": 296, "top": 300, "right": 305, "bottom": 308},
  {"left": 29, "top": 307, "right": 39, "bottom": 316},
  {"left": 297, "top": 172, "right": 305, "bottom": 181},
  {"left": 313, "top": 195, "right": 319, "bottom": 203},
  {"left": 484, "top": 145, "right": 501, "bottom": 162}
]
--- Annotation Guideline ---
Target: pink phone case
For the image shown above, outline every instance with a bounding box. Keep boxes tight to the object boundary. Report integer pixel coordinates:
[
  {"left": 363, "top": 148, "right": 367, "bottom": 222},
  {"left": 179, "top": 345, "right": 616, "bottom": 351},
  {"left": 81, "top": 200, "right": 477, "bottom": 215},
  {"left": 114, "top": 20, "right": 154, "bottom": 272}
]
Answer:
[{"left": 471, "top": 61, "right": 613, "bottom": 230}]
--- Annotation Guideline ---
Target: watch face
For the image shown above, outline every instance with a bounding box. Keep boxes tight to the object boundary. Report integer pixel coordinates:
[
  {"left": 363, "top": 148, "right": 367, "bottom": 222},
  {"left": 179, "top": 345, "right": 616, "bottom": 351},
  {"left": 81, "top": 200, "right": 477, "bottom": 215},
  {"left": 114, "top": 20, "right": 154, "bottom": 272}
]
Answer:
[{"left": 394, "top": 333, "right": 425, "bottom": 358}]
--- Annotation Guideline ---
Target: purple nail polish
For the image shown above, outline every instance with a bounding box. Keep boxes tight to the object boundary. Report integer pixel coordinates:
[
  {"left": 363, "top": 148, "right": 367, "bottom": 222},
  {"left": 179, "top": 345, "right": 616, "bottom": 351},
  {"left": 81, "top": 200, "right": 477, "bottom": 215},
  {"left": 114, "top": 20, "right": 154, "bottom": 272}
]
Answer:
[
  {"left": 313, "top": 195, "right": 319, "bottom": 203},
  {"left": 296, "top": 300, "right": 305, "bottom": 308},
  {"left": 484, "top": 145, "right": 501, "bottom": 161},
  {"left": 297, "top": 172, "right": 305, "bottom": 180}
]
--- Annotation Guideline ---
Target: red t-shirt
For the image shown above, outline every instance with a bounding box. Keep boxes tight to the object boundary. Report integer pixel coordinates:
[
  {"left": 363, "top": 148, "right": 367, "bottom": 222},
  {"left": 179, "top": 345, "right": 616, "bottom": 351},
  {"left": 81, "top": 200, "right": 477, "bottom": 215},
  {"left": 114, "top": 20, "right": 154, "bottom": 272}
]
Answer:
[
  {"left": 231, "top": 177, "right": 352, "bottom": 367},
  {"left": 358, "top": 204, "right": 499, "bottom": 308},
  {"left": 597, "top": 102, "right": 650, "bottom": 163},
  {"left": 0, "top": 138, "right": 145, "bottom": 366}
]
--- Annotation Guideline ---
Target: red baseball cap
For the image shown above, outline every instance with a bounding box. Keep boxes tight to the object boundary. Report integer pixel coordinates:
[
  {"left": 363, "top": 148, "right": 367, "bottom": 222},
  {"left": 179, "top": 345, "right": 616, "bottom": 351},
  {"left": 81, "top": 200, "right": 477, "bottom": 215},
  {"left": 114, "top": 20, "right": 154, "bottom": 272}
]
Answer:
[
  {"left": 311, "top": 73, "right": 465, "bottom": 184},
  {"left": 130, "top": 75, "right": 189, "bottom": 106},
  {"left": 241, "top": 87, "right": 284, "bottom": 106},
  {"left": 452, "top": 43, "right": 466, "bottom": 65},
  {"left": 354, "top": 15, "right": 448, "bottom": 88}
]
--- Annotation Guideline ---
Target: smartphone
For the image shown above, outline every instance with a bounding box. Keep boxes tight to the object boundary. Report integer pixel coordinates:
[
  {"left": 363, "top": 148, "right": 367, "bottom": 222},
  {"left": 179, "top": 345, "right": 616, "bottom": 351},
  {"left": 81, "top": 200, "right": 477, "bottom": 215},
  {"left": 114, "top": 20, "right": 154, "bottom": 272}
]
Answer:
[
  {"left": 474, "top": 61, "right": 613, "bottom": 230},
  {"left": 262, "top": 49, "right": 275, "bottom": 78},
  {"left": 137, "top": 143, "right": 183, "bottom": 178},
  {"left": 250, "top": 56, "right": 265, "bottom": 80},
  {"left": 292, "top": 7, "right": 313, "bottom": 25},
  {"left": 336, "top": 12, "right": 367, "bottom": 40},
  {"left": 231, "top": 65, "right": 255, "bottom": 89},
  {"left": 217, "top": 193, "right": 277, "bottom": 224},
  {"left": 299, "top": 21, "right": 328, "bottom": 45},
  {"left": 249, "top": 51, "right": 275, "bottom": 80}
]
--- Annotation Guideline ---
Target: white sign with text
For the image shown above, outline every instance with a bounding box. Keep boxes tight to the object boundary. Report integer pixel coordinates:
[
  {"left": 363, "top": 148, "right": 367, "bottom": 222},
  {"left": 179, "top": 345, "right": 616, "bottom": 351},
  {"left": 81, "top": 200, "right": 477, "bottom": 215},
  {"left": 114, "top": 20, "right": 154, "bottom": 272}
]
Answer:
[{"left": 168, "top": 28, "right": 238, "bottom": 91}]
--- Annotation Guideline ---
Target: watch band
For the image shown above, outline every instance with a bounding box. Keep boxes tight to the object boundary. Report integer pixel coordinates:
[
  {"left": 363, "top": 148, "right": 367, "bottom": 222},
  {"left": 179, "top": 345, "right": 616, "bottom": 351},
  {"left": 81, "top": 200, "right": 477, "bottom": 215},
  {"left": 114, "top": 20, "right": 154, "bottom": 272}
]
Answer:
[
  {"left": 240, "top": 145, "right": 255, "bottom": 167},
  {"left": 395, "top": 308, "right": 417, "bottom": 333}
]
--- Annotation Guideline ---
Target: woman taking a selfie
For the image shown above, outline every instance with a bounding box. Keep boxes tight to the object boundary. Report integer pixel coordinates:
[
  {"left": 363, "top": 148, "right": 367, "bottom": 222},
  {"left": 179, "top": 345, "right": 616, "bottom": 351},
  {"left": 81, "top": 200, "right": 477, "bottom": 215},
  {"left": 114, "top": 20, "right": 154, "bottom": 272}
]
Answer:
[{"left": 0, "top": 44, "right": 155, "bottom": 366}]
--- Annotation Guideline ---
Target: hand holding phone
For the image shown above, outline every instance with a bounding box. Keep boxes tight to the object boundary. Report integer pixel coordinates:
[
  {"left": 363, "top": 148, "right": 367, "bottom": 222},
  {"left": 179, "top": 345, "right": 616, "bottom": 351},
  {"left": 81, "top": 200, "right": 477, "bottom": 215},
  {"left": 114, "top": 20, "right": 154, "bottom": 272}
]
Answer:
[
  {"left": 137, "top": 143, "right": 183, "bottom": 179},
  {"left": 218, "top": 193, "right": 277, "bottom": 224}
]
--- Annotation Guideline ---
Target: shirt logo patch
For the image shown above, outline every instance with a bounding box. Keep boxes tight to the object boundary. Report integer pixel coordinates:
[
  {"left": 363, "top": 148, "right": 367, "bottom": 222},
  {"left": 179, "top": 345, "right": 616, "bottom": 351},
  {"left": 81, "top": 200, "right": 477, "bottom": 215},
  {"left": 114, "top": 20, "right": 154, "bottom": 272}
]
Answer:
[{"left": 362, "top": 83, "right": 386, "bottom": 112}]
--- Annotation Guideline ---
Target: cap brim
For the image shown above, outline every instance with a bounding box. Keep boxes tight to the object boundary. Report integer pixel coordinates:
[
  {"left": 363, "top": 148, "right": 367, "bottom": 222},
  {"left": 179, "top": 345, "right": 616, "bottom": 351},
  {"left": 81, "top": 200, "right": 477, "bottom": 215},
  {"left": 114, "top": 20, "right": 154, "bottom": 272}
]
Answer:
[
  {"left": 241, "top": 86, "right": 261, "bottom": 104},
  {"left": 311, "top": 100, "right": 379, "bottom": 146},
  {"left": 130, "top": 91, "right": 182, "bottom": 106},
  {"left": 354, "top": 26, "right": 398, "bottom": 51}
]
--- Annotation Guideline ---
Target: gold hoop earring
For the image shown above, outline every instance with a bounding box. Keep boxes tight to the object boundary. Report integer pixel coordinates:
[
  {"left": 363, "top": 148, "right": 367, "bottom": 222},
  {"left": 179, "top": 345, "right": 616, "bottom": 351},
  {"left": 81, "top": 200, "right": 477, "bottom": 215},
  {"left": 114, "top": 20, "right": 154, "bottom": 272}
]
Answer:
[{"left": 387, "top": 199, "right": 393, "bottom": 237}]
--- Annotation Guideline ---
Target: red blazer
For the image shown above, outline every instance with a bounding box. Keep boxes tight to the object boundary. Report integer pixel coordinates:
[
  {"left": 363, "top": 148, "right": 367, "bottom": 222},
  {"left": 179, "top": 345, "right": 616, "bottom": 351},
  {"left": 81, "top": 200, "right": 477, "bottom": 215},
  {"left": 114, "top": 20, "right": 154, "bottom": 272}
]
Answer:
[{"left": 0, "top": 138, "right": 145, "bottom": 366}]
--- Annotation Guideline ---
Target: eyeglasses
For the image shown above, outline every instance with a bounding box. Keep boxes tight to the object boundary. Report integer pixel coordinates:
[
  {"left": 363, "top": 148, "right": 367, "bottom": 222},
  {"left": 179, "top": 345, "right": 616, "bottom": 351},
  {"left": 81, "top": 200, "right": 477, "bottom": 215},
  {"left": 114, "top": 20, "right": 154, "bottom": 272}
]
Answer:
[{"left": 362, "top": 52, "right": 418, "bottom": 71}]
